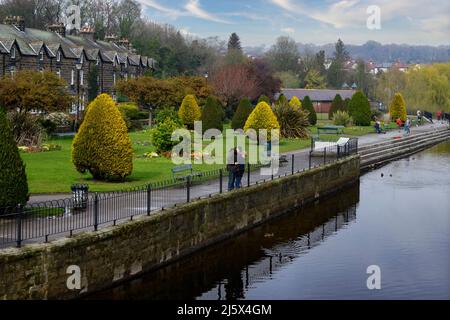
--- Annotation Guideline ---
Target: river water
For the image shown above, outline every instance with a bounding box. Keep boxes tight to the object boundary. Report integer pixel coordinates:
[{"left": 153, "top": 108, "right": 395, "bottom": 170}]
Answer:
[{"left": 91, "top": 141, "right": 450, "bottom": 300}]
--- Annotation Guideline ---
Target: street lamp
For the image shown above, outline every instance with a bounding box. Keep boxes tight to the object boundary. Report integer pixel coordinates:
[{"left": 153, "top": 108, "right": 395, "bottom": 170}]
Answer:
[
  {"left": 204, "top": 71, "right": 209, "bottom": 86},
  {"left": 75, "top": 62, "right": 82, "bottom": 132}
]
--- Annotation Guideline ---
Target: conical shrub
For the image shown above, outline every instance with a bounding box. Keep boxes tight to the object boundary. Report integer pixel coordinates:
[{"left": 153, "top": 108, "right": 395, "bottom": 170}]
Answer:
[
  {"left": 289, "top": 96, "right": 302, "bottom": 110},
  {"left": 244, "top": 101, "right": 280, "bottom": 140},
  {"left": 389, "top": 93, "right": 407, "bottom": 122},
  {"left": 302, "top": 96, "right": 317, "bottom": 125},
  {"left": 348, "top": 91, "right": 371, "bottom": 126},
  {"left": 0, "top": 109, "right": 29, "bottom": 210},
  {"left": 232, "top": 97, "right": 253, "bottom": 130},
  {"left": 329, "top": 94, "right": 346, "bottom": 119},
  {"left": 72, "top": 94, "right": 133, "bottom": 181},
  {"left": 178, "top": 94, "right": 201, "bottom": 129},
  {"left": 201, "top": 96, "right": 224, "bottom": 133},
  {"left": 258, "top": 95, "right": 271, "bottom": 104}
]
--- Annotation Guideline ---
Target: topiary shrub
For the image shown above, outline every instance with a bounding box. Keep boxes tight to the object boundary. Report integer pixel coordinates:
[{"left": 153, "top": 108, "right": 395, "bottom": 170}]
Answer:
[
  {"left": 231, "top": 97, "right": 254, "bottom": 130},
  {"left": 289, "top": 96, "right": 302, "bottom": 110},
  {"left": 155, "top": 107, "right": 183, "bottom": 127},
  {"left": 333, "top": 110, "right": 353, "bottom": 127},
  {"left": 201, "top": 96, "right": 224, "bottom": 133},
  {"left": 258, "top": 95, "right": 271, "bottom": 104},
  {"left": 302, "top": 96, "right": 317, "bottom": 125},
  {"left": 72, "top": 94, "right": 133, "bottom": 181},
  {"left": 389, "top": 93, "right": 407, "bottom": 122},
  {"left": 329, "top": 94, "right": 347, "bottom": 119},
  {"left": 0, "top": 109, "right": 29, "bottom": 211},
  {"left": 152, "top": 118, "right": 182, "bottom": 153},
  {"left": 348, "top": 91, "right": 371, "bottom": 126},
  {"left": 178, "top": 94, "right": 201, "bottom": 129},
  {"left": 272, "top": 100, "right": 309, "bottom": 138},
  {"left": 244, "top": 101, "right": 280, "bottom": 140},
  {"left": 277, "top": 93, "right": 287, "bottom": 105}
]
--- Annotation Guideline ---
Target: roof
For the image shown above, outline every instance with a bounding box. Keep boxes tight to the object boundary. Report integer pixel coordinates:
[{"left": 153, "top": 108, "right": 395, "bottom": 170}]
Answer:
[
  {"left": 279, "top": 89, "right": 357, "bottom": 102},
  {"left": 0, "top": 23, "right": 154, "bottom": 66}
]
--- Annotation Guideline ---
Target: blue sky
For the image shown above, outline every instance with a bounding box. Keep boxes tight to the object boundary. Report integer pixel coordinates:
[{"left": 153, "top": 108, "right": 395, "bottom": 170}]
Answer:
[{"left": 137, "top": 0, "right": 450, "bottom": 47}]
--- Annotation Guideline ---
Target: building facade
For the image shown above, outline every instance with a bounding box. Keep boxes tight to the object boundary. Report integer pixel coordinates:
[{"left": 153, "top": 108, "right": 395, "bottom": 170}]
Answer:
[{"left": 0, "top": 16, "right": 155, "bottom": 112}]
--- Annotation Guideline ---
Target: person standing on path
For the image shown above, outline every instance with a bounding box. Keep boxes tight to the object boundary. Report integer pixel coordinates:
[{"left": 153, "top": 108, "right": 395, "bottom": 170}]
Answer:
[
  {"left": 405, "top": 118, "right": 411, "bottom": 135},
  {"left": 417, "top": 110, "right": 422, "bottom": 126},
  {"left": 227, "top": 148, "right": 238, "bottom": 191},
  {"left": 235, "top": 147, "right": 246, "bottom": 189}
]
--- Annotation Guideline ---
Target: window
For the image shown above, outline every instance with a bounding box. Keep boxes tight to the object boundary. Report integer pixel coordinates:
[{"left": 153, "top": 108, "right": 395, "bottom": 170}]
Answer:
[
  {"left": 11, "top": 47, "right": 16, "bottom": 59},
  {"left": 80, "top": 54, "right": 84, "bottom": 64},
  {"left": 71, "top": 69, "right": 75, "bottom": 85},
  {"left": 10, "top": 66, "right": 16, "bottom": 78},
  {"left": 56, "top": 51, "right": 61, "bottom": 62},
  {"left": 80, "top": 70, "right": 84, "bottom": 85},
  {"left": 56, "top": 68, "right": 61, "bottom": 79},
  {"left": 96, "top": 56, "right": 100, "bottom": 66},
  {"left": 113, "top": 73, "right": 116, "bottom": 85},
  {"left": 40, "top": 50, "right": 44, "bottom": 61}
]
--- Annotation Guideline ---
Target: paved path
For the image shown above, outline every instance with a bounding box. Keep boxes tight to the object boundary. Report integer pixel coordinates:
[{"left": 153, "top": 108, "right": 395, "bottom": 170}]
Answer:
[{"left": 0, "top": 122, "right": 448, "bottom": 248}]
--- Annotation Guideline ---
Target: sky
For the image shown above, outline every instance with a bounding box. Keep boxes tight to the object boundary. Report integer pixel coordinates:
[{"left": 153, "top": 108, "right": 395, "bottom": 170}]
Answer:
[{"left": 136, "top": 0, "right": 450, "bottom": 47}]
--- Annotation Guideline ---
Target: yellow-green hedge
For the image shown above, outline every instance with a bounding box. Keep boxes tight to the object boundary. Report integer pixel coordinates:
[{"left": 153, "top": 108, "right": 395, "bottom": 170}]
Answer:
[
  {"left": 389, "top": 93, "right": 407, "bottom": 122},
  {"left": 72, "top": 94, "right": 133, "bottom": 181},
  {"left": 178, "top": 94, "right": 201, "bottom": 129},
  {"left": 244, "top": 101, "right": 280, "bottom": 140}
]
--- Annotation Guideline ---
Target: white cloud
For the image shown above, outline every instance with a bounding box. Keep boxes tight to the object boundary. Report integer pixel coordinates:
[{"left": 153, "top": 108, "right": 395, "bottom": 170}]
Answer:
[
  {"left": 281, "top": 27, "right": 295, "bottom": 33},
  {"left": 185, "top": 0, "right": 232, "bottom": 24},
  {"left": 137, "top": 0, "right": 185, "bottom": 19}
]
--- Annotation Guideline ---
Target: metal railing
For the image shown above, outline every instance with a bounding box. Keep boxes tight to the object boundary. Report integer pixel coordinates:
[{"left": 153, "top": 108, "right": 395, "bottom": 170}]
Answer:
[{"left": 0, "top": 142, "right": 358, "bottom": 248}]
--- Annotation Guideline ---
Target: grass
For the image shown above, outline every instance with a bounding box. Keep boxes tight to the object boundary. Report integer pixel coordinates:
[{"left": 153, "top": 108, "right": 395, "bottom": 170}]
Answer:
[{"left": 21, "top": 121, "right": 385, "bottom": 194}]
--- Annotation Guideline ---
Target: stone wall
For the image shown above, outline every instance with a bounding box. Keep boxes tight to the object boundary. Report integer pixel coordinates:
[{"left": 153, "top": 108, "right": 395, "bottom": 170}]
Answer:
[{"left": 0, "top": 156, "right": 360, "bottom": 299}]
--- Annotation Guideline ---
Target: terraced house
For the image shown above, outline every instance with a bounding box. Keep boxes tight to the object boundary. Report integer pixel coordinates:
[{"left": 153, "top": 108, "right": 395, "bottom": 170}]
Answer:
[{"left": 0, "top": 16, "right": 155, "bottom": 113}]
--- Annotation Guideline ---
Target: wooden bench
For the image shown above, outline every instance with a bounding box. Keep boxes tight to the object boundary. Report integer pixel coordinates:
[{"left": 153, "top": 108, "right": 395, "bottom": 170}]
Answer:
[
  {"left": 317, "top": 125, "right": 345, "bottom": 136},
  {"left": 171, "top": 164, "right": 202, "bottom": 181}
]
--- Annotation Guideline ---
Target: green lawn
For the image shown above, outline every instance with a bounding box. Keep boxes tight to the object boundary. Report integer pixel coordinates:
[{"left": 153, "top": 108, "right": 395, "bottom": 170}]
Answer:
[{"left": 22, "top": 122, "right": 387, "bottom": 194}]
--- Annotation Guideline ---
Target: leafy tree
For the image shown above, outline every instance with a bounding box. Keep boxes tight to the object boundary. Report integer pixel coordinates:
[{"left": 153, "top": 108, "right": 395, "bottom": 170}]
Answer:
[
  {"left": 0, "top": 109, "right": 28, "bottom": 211},
  {"left": 272, "top": 100, "right": 309, "bottom": 138},
  {"left": 232, "top": 97, "right": 254, "bottom": 130},
  {"left": 389, "top": 93, "right": 407, "bottom": 122},
  {"left": 201, "top": 96, "right": 224, "bottom": 133},
  {"left": 247, "top": 58, "right": 281, "bottom": 100},
  {"left": 302, "top": 96, "right": 317, "bottom": 125},
  {"left": 304, "top": 69, "right": 326, "bottom": 89},
  {"left": 228, "top": 32, "right": 242, "bottom": 51},
  {"left": 327, "top": 39, "right": 349, "bottom": 89},
  {"left": 244, "top": 102, "right": 280, "bottom": 141},
  {"left": 258, "top": 95, "right": 271, "bottom": 104},
  {"left": 265, "top": 36, "right": 300, "bottom": 73},
  {"left": 178, "top": 95, "right": 201, "bottom": 129},
  {"left": 328, "top": 94, "right": 347, "bottom": 119},
  {"left": 274, "top": 71, "right": 301, "bottom": 88},
  {"left": 348, "top": 91, "right": 372, "bottom": 126},
  {"left": 155, "top": 107, "right": 183, "bottom": 127},
  {"left": 72, "top": 94, "right": 133, "bottom": 181},
  {"left": 289, "top": 96, "right": 302, "bottom": 110},
  {"left": 152, "top": 118, "right": 182, "bottom": 153}
]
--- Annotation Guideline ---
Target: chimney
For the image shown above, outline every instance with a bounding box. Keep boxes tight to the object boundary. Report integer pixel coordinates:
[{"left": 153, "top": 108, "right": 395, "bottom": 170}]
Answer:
[
  {"left": 117, "top": 38, "right": 131, "bottom": 50},
  {"left": 4, "top": 16, "right": 25, "bottom": 32},
  {"left": 48, "top": 22, "right": 66, "bottom": 37},
  {"left": 105, "top": 34, "right": 117, "bottom": 43},
  {"left": 80, "top": 25, "right": 95, "bottom": 41}
]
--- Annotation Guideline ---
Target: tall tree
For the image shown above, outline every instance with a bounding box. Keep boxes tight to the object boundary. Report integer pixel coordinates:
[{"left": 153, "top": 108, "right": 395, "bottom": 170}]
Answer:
[
  {"left": 227, "top": 32, "right": 242, "bottom": 51},
  {"left": 327, "top": 39, "right": 349, "bottom": 89},
  {"left": 265, "top": 36, "right": 300, "bottom": 73}
]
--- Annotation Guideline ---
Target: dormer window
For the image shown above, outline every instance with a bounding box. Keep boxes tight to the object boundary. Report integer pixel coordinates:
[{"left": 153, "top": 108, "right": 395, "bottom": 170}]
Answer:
[
  {"left": 11, "top": 47, "right": 16, "bottom": 59},
  {"left": 56, "top": 51, "right": 61, "bottom": 62},
  {"left": 71, "top": 69, "right": 75, "bottom": 86},
  {"left": 96, "top": 56, "right": 100, "bottom": 66},
  {"left": 39, "top": 50, "right": 44, "bottom": 61}
]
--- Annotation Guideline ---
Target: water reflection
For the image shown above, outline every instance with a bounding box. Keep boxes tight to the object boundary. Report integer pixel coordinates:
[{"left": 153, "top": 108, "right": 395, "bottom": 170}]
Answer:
[{"left": 89, "top": 182, "right": 360, "bottom": 300}]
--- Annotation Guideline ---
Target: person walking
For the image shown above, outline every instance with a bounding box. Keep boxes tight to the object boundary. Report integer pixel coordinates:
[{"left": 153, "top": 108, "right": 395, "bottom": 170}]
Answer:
[
  {"left": 416, "top": 110, "right": 422, "bottom": 126},
  {"left": 235, "top": 147, "right": 246, "bottom": 189},
  {"left": 227, "top": 148, "right": 238, "bottom": 191},
  {"left": 404, "top": 117, "right": 411, "bottom": 135}
]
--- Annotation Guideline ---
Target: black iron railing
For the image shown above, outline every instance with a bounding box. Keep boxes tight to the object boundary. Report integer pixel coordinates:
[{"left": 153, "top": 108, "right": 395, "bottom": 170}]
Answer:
[{"left": 0, "top": 143, "right": 358, "bottom": 248}]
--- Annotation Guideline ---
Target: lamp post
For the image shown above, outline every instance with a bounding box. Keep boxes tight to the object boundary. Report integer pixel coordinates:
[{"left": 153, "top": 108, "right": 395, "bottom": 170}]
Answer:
[
  {"left": 75, "top": 62, "right": 82, "bottom": 132},
  {"left": 204, "top": 71, "right": 209, "bottom": 86}
]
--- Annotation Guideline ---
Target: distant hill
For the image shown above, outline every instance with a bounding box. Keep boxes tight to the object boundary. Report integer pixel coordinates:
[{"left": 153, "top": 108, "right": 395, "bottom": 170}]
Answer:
[{"left": 245, "top": 41, "right": 450, "bottom": 64}]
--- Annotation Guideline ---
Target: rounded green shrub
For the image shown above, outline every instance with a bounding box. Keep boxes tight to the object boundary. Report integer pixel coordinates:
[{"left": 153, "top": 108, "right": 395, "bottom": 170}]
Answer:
[
  {"left": 231, "top": 97, "right": 254, "bottom": 130},
  {"left": 302, "top": 96, "right": 317, "bottom": 125},
  {"left": 348, "top": 91, "right": 371, "bottom": 126},
  {"left": 389, "top": 93, "right": 407, "bottom": 122},
  {"left": 72, "top": 94, "right": 133, "bottom": 181},
  {"left": 329, "top": 94, "right": 347, "bottom": 119},
  {"left": 178, "top": 94, "right": 201, "bottom": 129},
  {"left": 201, "top": 96, "right": 224, "bottom": 133},
  {"left": 152, "top": 118, "right": 182, "bottom": 153},
  {"left": 0, "top": 109, "right": 29, "bottom": 210},
  {"left": 155, "top": 107, "right": 183, "bottom": 127}
]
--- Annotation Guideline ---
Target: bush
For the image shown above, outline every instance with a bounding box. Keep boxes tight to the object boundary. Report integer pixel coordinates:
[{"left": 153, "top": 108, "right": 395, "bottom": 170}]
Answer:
[
  {"left": 38, "top": 112, "right": 71, "bottom": 135},
  {"left": 329, "top": 94, "right": 347, "bottom": 119},
  {"left": 201, "top": 96, "right": 224, "bottom": 133},
  {"left": 302, "top": 96, "right": 317, "bottom": 125},
  {"left": 72, "top": 94, "right": 133, "bottom": 181},
  {"left": 155, "top": 107, "right": 183, "bottom": 127},
  {"left": 333, "top": 110, "right": 353, "bottom": 127},
  {"left": 178, "top": 94, "right": 201, "bottom": 129},
  {"left": 7, "top": 112, "right": 45, "bottom": 147},
  {"left": 289, "top": 96, "right": 302, "bottom": 110},
  {"left": 258, "top": 95, "right": 271, "bottom": 104},
  {"left": 348, "top": 91, "right": 371, "bottom": 126},
  {"left": 152, "top": 118, "right": 182, "bottom": 153},
  {"left": 231, "top": 97, "right": 254, "bottom": 130},
  {"left": 244, "top": 101, "right": 280, "bottom": 140},
  {"left": 389, "top": 93, "right": 407, "bottom": 122},
  {"left": 118, "top": 103, "right": 140, "bottom": 120},
  {"left": 272, "top": 100, "right": 309, "bottom": 138},
  {"left": 0, "top": 109, "right": 29, "bottom": 210},
  {"left": 277, "top": 94, "right": 287, "bottom": 105}
]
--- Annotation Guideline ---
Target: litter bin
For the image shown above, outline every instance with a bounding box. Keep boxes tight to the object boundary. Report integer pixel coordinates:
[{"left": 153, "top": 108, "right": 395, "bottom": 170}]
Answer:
[{"left": 71, "top": 184, "right": 89, "bottom": 210}]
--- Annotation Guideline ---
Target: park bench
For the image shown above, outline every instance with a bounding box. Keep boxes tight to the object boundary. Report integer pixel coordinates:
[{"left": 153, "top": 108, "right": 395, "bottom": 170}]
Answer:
[
  {"left": 171, "top": 164, "right": 202, "bottom": 181},
  {"left": 317, "top": 125, "right": 345, "bottom": 136}
]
